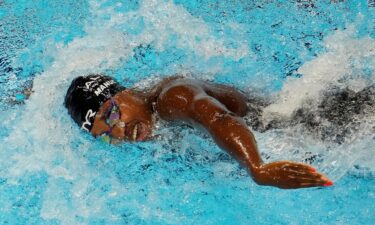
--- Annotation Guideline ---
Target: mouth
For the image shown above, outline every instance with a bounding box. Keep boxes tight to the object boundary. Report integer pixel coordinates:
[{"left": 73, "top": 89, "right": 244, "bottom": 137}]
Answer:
[{"left": 126, "top": 121, "right": 151, "bottom": 141}]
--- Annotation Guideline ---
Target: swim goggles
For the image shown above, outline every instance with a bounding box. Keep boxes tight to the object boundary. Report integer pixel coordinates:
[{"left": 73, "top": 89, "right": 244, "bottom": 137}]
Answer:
[{"left": 100, "top": 98, "right": 126, "bottom": 144}]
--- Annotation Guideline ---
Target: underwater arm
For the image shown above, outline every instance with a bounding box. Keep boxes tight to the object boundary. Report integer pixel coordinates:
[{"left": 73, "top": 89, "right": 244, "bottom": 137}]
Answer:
[
  {"left": 156, "top": 83, "right": 332, "bottom": 189},
  {"left": 190, "top": 95, "right": 333, "bottom": 189}
]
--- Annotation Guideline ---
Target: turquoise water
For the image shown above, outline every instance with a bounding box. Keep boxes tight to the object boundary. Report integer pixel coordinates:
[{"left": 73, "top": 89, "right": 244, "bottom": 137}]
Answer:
[{"left": 0, "top": 0, "right": 374, "bottom": 224}]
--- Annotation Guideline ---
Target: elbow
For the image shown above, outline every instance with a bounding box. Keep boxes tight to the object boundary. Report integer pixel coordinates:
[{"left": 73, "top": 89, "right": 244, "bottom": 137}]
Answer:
[{"left": 191, "top": 96, "right": 229, "bottom": 123}]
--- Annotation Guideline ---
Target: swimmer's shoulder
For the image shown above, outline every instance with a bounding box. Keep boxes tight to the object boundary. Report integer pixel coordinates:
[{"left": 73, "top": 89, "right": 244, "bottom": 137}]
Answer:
[
  {"left": 133, "top": 75, "right": 205, "bottom": 104},
  {"left": 147, "top": 75, "right": 194, "bottom": 98},
  {"left": 157, "top": 75, "right": 185, "bottom": 89}
]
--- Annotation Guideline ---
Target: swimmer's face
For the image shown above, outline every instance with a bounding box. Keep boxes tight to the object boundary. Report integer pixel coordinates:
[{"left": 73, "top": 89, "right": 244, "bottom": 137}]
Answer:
[{"left": 91, "top": 90, "right": 153, "bottom": 142}]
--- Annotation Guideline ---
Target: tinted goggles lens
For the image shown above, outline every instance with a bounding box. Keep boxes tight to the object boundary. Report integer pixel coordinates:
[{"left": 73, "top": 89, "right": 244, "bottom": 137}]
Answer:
[
  {"left": 101, "top": 98, "right": 125, "bottom": 144},
  {"left": 105, "top": 99, "right": 121, "bottom": 126}
]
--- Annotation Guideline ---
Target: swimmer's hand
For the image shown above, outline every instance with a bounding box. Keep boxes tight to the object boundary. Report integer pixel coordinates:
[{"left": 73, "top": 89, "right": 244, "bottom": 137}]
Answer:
[{"left": 253, "top": 161, "right": 333, "bottom": 189}]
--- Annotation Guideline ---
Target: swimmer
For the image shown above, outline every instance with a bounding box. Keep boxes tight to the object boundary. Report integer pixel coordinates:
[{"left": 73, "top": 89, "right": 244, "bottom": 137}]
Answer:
[{"left": 64, "top": 75, "right": 333, "bottom": 189}]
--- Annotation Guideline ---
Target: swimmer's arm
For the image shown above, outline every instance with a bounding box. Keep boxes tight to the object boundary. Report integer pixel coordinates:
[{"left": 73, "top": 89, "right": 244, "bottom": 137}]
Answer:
[
  {"left": 191, "top": 96, "right": 333, "bottom": 189},
  {"left": 202, "top": 82, "right": 249, "bottom": 117}
]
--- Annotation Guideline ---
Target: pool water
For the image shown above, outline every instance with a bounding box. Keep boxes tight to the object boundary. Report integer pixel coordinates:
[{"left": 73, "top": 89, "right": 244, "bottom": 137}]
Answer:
[{"left": 0, "top": 0, "right": 374, "bottom": 224}]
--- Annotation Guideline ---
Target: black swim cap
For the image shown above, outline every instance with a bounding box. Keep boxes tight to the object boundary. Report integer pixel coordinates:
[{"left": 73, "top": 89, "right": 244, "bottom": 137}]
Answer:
[{"left": 64, "top": 74, "right": 125, "bottom": 132}]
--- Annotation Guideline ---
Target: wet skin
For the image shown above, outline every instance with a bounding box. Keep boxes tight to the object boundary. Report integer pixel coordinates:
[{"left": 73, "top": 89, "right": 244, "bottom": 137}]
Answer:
[{"left": 91, "top": 77, "right": 333, "bottom": 189}]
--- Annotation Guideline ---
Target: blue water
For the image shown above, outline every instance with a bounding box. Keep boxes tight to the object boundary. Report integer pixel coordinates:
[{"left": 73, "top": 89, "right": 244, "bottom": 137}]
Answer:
[{"left": 0, "top": 0, "right": 374, "bottom": 224}]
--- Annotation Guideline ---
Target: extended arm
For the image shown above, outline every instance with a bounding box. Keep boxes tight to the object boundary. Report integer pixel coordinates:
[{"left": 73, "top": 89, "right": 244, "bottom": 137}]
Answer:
[
  {"left": 156, "top": 81, "right": 332, "bottom": 189},
  {"left": 191, "top": 95, "right": 332, "bottom": 188}
]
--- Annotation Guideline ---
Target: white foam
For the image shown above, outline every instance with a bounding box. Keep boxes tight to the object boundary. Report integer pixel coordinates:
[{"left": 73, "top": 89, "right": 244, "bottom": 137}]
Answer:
[
  {"left": 91, "top": 0, "right": 249, "bottom": 60},
  {"left": 2, "top": 0, "right": 373, "bottom": 223},
  {"left": 256, "top": 113, "right": 375, "bottom": 181},
  {"left": 258, "top": 25, "right": 375, "bottom": 178},
  {"left": 0, "top": 0, "right": 250, "bottom": 224},
  {"left": 263, "top": 26, "right": 375, "bottom": 119}
]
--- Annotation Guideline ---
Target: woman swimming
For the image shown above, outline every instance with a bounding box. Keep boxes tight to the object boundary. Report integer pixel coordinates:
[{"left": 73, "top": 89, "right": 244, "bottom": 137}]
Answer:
[{"left": 64, "top": 74, "right": 333, "bottom": 189}]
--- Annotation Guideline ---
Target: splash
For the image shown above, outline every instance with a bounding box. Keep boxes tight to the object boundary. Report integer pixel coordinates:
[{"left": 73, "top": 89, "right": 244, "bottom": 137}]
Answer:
[
  {"left": 90, "top": 0, "right": 249, "bottom": 60},
  {"left": 258, "top": 26, "right": 375, "bottom": 180},
  {"left": 263, "top": 26, "right": 375, "bottom": 119},
  {"left": 0, "top": 0, "right": 250, "bottom": 224},
  {"left": 1, "top": 0, "right": 375, "bottom": 224}
]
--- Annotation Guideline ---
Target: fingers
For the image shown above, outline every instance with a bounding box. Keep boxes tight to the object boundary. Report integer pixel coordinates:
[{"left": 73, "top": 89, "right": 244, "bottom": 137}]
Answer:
[
  {"left": 281, "top": 182, "right": 323, "bottom": 189},
  {"left": 288, "top": 175, "right": 328, "bottom": 186},
  {"left": 281, "top": 163, "right": 332, "bottom": 181},
  {"left": 286, "top": 178, "right": 333, "bottom": 189},
  {"left": 278, "top": 174, "right": 330, "bottom": 189},
  {"left": 280, "top": 162, "right": 317, "bottom": 174},
  {"left": 285, "top": 172, "right": 327, "bottom": 185},
  {"left": 280, "top": 165, "right": 333, "bottom": 188},
  {"left": 286, "top": 171, "right": 322, "bottom": 180},
  {"left": 258, "top": 161, "right": 334, "bottom": 189}
]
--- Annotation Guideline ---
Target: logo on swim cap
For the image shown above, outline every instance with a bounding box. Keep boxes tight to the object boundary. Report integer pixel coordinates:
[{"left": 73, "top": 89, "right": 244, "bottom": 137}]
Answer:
[
  {"left": 94, "top": 80, "right": 116, "bottom": 96},
  {"left": 81, "top": 109, "right": 97, "bottom": 132},
  {"left": 64, "top": 74, "right": 125, "bottom": 132}
]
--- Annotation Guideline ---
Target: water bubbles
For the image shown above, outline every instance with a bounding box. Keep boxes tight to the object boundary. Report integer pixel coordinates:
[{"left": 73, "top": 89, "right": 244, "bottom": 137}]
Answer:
[{"left": 1, "top": 0, "right": 374, "bottom": 224}]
